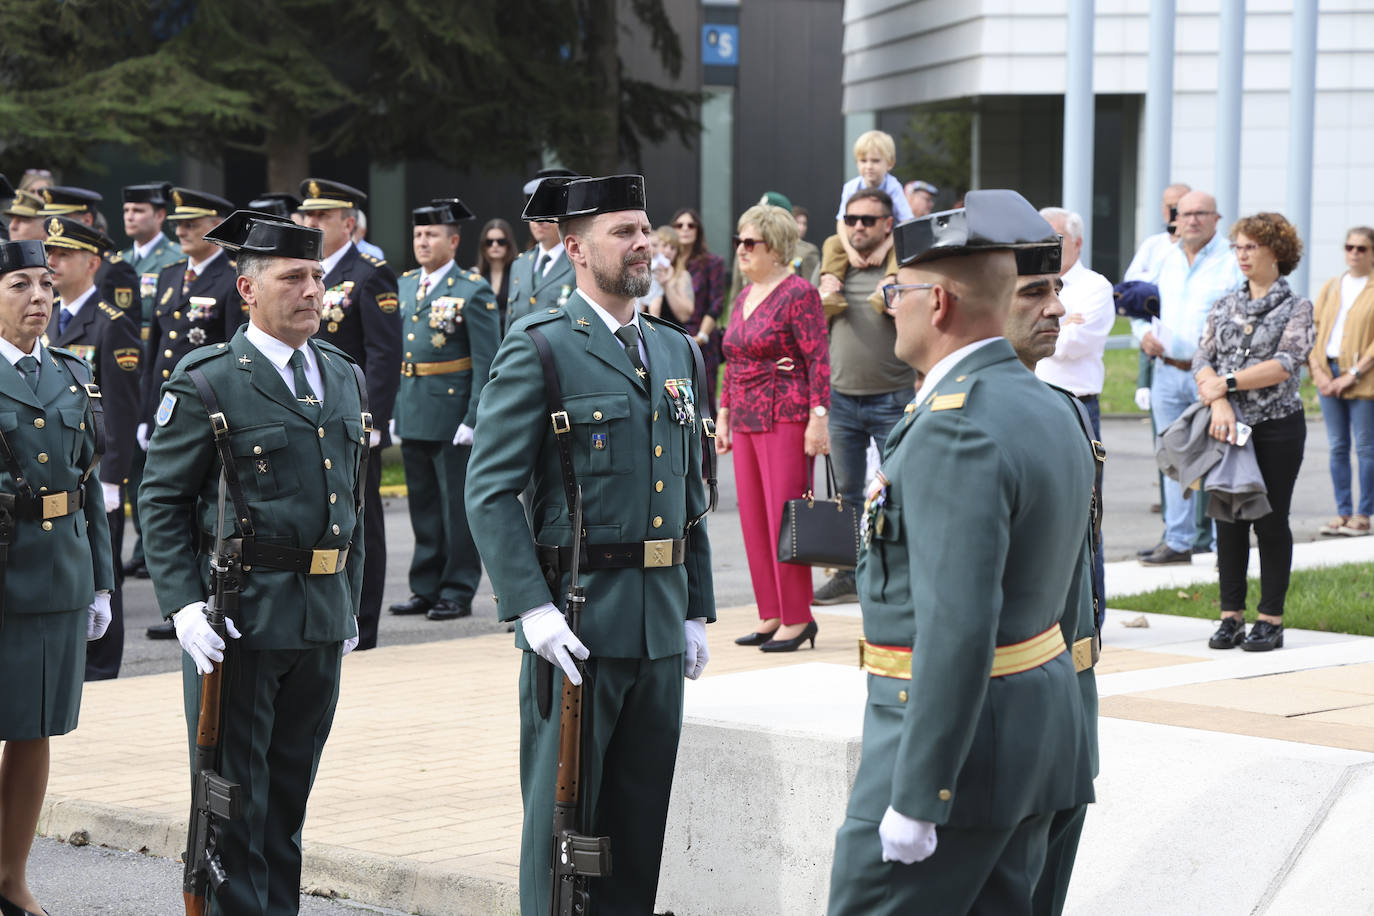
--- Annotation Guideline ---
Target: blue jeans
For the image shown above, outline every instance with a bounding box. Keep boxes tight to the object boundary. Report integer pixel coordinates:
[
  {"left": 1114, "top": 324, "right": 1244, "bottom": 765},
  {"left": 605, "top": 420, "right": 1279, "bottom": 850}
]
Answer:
[
  {"left": 1152, "top": 361, "right": 1213, "bottom": 552},
  {"left": 1319, "top": 358, "right": 1374, "bottom": 517},
  {"left": 829, "top": 389, "right": 911, "bottom": 508}
]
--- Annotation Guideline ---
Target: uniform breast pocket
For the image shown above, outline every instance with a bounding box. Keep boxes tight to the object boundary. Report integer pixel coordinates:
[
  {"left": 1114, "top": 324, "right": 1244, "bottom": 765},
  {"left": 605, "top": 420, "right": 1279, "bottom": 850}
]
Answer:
[
  {"left": 58, "top": 407, "right": 89, "bottom": 469},
  {"left": 341, "top": 415, "right": 366, "bottom": 480},
  {"left": 871, "top": 504, "right": 910, "bottom": 606},
  {"left": 563, "top": 393, "right": 631, "bottom": 475},
  {"left": 229, "top": 422, "right": 299, "bottom": 500},
  {"left": 660, "top": 391, "right": 690, "bottom": 476}
]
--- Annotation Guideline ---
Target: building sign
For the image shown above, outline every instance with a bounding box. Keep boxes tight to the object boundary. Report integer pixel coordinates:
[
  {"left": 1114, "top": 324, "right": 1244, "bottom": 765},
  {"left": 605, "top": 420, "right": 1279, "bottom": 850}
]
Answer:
[{"left": 702, "top": 24, "right": 739, "bottom": 67}]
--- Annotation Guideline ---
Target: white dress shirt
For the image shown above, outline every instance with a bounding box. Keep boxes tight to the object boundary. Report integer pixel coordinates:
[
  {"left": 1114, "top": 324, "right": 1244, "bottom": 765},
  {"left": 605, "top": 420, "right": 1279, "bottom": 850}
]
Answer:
[
  {"left": 912, "top": 337, "right": 1000, "bottom": 407},
  {"left": 1123, "top": 231, "right": 1175, "bottom": 284},
  {"left": 535, "top": 241, "right": 566, "bottom": 277},
  {"left": 185, "top": 246, "right": 224, "bottom": 278},
  {"left": 57, "top": 284, "right": 98, "bottom": 325},
  {"left": 418, "top": 259, "right": 454, "bottom": 296},
  {"left": 244, "top": 322, "right": 324, "bottom": 406},
  {"left": 321, "top": 240, "right": 353, "bottom": 279},
  {"left": 133, "top": 234, "right": 165, "bottom": 261},
  {"left": 582, "top": 291, "right": 648, "bottom": 367},
  {"left": 0, "top": 335, "right": 43, "bottom": 374},
  {"left": 1036, "top": 260, "right": 1115, "bottom": 396}
]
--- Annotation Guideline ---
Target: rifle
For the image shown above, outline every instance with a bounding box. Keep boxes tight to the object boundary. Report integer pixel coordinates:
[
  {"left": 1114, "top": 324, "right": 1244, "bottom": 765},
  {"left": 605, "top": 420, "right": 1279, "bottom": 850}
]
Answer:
[
  {"left": 550, "top": 485, "right": 612, "bottom": 915},
  {"left": 183, "top": 472, "right": 243, "bottom": 915}
]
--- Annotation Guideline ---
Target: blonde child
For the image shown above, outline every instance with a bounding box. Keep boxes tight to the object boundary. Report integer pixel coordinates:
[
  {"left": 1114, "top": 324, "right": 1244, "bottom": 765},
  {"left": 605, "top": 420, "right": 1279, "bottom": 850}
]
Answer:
[{"left": 821, "top": 130, "right": 913, "bottom": 314}]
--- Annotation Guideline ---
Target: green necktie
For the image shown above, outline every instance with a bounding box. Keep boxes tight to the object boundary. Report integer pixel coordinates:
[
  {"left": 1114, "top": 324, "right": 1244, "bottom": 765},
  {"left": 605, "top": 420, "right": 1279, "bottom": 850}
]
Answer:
[
  {"left": 16, "top": 355, "right": 39, "bottom": 392},
  {"left": 289, "top": 349, "right": 320, "bottom": 416},
  {"left": 615, "top": 324, "right": 648, "bottom": 380}
]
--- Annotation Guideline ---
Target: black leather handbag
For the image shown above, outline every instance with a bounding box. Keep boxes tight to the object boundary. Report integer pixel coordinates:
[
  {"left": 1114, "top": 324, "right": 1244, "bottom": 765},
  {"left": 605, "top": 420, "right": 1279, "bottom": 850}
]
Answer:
[{"left": 777, "top": 455, "right": 861, "bottom": 569}]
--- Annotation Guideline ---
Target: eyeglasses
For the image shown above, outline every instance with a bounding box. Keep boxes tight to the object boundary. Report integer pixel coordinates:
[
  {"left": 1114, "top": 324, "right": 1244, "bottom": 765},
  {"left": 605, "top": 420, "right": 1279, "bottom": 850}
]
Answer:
[
  {"left": 733, "top": 235, "right": 766, "bottom": 252},
  {"left": 1177, "top": 210, "right": 1217, "bottom": 221},
  {"left": 1346, "top": 244, "right": 1370, "bottom": 254},
  {"left": 842, "top": 214, "right": 883, "bottom": 227},
  {"left": 484, "top": 237, "right": 508, "bottom": 247},
  {"left": 674, "top": 221, "right": 697, "bottom": 230},
  {"left": 881, "top": 283, "right": 936, "bottom": 310},
  {"left": 1229, "top": 243, "right": 1261, "bottom": 254}
]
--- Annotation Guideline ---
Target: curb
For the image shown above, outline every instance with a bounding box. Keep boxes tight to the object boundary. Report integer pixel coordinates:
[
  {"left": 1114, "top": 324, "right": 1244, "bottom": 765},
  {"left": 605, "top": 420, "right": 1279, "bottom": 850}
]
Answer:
[
  {"left": 378, "top": 484, "right": 408, "bottom": 498},
  {"left": 39, "top": 796, "right": 519, "bottom": 916}
]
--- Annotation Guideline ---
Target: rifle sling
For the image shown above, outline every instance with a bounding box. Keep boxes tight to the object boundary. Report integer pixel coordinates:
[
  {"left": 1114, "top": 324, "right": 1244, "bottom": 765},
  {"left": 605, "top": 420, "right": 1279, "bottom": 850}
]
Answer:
[
  {"left": 187, "top": 368, "right": 257, "bottom": 544},
  {"left": 1053, "top": 385, "right": 1106, "bottom": 646}
]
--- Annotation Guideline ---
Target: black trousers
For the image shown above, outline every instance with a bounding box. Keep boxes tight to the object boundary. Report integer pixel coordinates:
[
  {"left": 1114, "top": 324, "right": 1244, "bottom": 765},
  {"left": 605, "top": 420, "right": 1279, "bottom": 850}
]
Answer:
[{"left": 1217, "top": 410, "right": 1306, "bottom": 616}]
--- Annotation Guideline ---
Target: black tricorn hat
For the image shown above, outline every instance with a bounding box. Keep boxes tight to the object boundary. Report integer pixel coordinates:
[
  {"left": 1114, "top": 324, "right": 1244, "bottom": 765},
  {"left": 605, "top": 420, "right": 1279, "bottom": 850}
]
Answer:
[
  {"left": 298, "top": 178, "right": 366, "bottom": 211},
  {"left": 0, "top": 240, "right": 48, "bottom": 274},
  {"left": 0, "top": 174, "right": 12, "bottom": 199},
  {"left": 43, "top": 216, "right": 115, "bottom": 254},
  {"left": 247, "top": 193, "right": 302, "bottom": 219},
  {"left": 36, "top": 185, "right": 102, "bottom": 217},
  {"left": 522, "top": 167, "right": 582, "bottom": 197},
  {"left": 204, "top": 210, "right": 323, "bottom": 260},
  {"left": 413, "top": 198, "right": 475, "bottom": 226},
  {"left": 1014, "top": 237, "right": 1062, "bottom": 276},
  {"left": 122, "top": 182, "right": 174, "bottom": 207},
  {"left": 167, "top": 187, "right": 235, "bottom": 221},
  {"left": 894, "top": 189, "right": 1057, "bottom": 267},
  {"left": 522, "top": 174, "right": 646, "bottom": 223}
]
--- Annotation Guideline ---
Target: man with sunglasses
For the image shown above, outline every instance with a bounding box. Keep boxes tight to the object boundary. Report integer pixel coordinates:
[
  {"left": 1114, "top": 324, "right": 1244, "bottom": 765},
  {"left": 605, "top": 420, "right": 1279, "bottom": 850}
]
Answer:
[
  {"left": 506, "top": 168, "right": 579, "bottom": 332},
  {"left": 813, "top": 187, "right": 915, "bottom": 606}
]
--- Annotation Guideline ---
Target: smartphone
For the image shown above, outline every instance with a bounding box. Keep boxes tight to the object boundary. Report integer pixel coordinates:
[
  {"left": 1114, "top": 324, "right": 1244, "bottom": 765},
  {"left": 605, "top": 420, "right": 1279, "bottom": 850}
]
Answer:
[{"left": 1234, "top": 421, "right": 1252, "bottom": 447}]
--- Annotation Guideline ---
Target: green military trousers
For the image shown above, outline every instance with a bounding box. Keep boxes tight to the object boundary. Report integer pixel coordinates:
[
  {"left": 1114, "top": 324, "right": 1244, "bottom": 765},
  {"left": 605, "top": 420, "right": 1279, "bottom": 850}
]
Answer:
[
  {"left": 182, "top": 642, "right": 342, "bottom": 916},
  {"left": 518, "top": 651, "right": 684, "bottom": 915},
  {"left": 400, "top": 439, "right": 481, "bottom": 604},
  {"left": 1032, "top": 803, "right": 1087, "bottom": 916}
]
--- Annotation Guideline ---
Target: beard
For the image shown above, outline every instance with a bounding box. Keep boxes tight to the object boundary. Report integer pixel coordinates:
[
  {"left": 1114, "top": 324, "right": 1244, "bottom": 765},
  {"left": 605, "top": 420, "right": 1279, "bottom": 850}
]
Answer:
[{"left": 591, "top": 247, "right": 652, "bottom": 299}]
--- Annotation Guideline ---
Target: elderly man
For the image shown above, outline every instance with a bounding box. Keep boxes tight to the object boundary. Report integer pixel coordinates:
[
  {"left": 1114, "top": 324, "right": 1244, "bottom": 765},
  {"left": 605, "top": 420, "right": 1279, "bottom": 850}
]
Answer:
[
  {"left": 813, "top": 188, "right": 915, "bottom": 604},
  {"left": 828, "top": 190, "right": 1094, "bottom": 914},
  {"left": 905, "top": 180, "right": 938, "bottom": 218},
  {"left": 140, "top": 210, "right": 369, "bottom": 915},
  {"left": 1125, "top": 182, "right": 1191, "bottom": 285},
  {"left": 466, "top": 174, "right": 715, "bottom": 914},
  {"left": 1139, "top": 189, "right": 1243, "bottom": 565}
]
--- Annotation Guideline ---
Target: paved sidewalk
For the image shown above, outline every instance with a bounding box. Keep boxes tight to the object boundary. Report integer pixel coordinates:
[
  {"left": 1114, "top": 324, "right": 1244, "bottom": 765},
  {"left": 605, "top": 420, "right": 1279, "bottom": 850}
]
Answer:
[{"left": 40, "top": 537, "right": 1374, "bottom": 914}]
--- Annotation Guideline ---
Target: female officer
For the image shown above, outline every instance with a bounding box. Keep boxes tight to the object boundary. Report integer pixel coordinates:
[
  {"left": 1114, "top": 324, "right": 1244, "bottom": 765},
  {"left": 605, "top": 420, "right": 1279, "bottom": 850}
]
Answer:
[{"left": 0, "top": 239, "right": 113, "bottom": 916}]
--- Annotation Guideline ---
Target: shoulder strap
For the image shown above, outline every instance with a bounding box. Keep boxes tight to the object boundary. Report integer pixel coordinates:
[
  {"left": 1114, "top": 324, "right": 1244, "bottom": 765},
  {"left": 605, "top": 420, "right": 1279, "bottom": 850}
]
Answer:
[
  {"left": 1052, "top": 385, "right": 1105, "bottom": 627},
  {"left": 187, "top": 368, "right": 256, "bottom": 541},
  {"left": 681, "top": 331, "right": 718, "bottom": 523},
  {"left": 525, "top": 326, "right": 579, "bottom": 516},
  {"left": 350, "top": 361, "right": 372, "bottom": 519},
  {"left": 53, "top": 351, "right": 105, "bottom": 481},
  {"left": 0, "top": 425, "right": 32, "bottom": 500}
]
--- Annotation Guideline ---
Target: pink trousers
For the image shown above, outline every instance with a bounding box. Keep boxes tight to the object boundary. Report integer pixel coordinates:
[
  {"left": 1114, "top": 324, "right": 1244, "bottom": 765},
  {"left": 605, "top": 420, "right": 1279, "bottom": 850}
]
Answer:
[{"left": 733, "top": 422, "right": 815, "bottom": 625}]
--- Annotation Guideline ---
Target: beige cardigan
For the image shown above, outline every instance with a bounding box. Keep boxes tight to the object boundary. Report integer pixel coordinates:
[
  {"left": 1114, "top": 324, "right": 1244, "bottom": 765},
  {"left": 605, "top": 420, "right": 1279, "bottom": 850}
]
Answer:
[{"left": 1309, "top": 273, "right": 1374, "bottom": 399}]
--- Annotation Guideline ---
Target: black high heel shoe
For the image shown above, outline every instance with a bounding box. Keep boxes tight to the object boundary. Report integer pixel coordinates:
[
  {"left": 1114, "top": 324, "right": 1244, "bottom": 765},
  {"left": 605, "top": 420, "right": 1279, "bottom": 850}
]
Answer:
[
  {"left": 759, "top": 620, "right": 819, "bottom": 653},
  {"left": 735, "top": 629, "right": 780, "bottom": 646},
  {"left": 0, "top": 891, "right": 44, "bottom": 916}
]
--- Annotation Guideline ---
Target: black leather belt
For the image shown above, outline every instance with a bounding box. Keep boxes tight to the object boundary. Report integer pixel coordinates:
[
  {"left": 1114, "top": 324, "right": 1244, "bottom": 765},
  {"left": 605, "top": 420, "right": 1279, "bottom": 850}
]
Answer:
[
  {"left": 199, "top": 531, "right": 350, "bottom": 575},
  {"left": 1160, "top": 356, "right": 1193, "bottom": 371},
  {"left": 0, "top": 488, "right": 85, "bottom": 520},
  {"left": 537, "top": 537, "right": 686, "bottom": 572}
]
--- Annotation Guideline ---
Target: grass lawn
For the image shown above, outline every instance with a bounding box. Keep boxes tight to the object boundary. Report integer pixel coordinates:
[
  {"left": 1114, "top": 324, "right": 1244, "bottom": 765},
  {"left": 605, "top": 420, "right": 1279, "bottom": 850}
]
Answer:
[{"left": 1110, "top": 561, "right": 1374, "bottom": 636}]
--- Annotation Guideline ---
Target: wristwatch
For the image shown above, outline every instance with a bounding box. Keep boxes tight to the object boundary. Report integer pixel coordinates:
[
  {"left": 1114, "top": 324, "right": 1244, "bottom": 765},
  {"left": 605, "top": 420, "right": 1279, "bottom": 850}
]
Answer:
[
  {"left": 1351, "top": 367, "right": 1362, "bottom": 380},
  {"left": 812, "top": 406, "right": 828, "bottom": 418},
  {"left": 1225, "top": 372, "right": 1238, "bottom": 393}
]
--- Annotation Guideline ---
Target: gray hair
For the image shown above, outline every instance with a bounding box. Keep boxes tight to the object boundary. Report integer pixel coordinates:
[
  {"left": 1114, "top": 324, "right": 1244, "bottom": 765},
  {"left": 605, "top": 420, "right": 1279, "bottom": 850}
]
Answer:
[
  {"left": 237, "top": 252, "right": 270, "bottom": 280},
  {"left": 1039, "top": 207, "right": 1083, "bottom": 242},
  {"left": 354, "top": 210, "right": 368, "bottom": 233}
]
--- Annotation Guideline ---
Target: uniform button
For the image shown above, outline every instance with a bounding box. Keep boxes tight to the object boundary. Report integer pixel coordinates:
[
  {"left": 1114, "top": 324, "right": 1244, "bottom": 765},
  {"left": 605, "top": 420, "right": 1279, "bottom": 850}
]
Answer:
[
  {"left": 80, "top": 422, "right": 85, "bottom": 430},
  {"left": 324, "top": 458, "right": 332, "bottom": 469},
  {"left": 329, "top": 493, "right": 337, "bottom": 504},
  {"left": 405, "top": 351, "right": 412, "bottom": 358},
  {"left": 938, "top": 789, "right": 951, "bottom": 801},
  {"left": 164, "top": 349, "right": 173, "bottom": 358},
  {"left": 163, "top": 370, "right": 170, "bottom": 378},
  {"left": 168, "top": 330, "right": 178, "bottom": 339},
  {"left": 33, "top": 418, "right": 44, "bottom": 429},
  {"left": 447, "top": 388, "right": 454, "bottom": 395},
  {"left": 654, "top": 445, "right": 662, "bottom": 457},
  {"left": 317, "top": 427, "right": 325, "bottom": 438},
  {"left": 653, "top": 410, "right": 658, "bottom": 421},
  {"left": 332, "top": 524, "right": 341, "bottom": 535},
  {"left": 593, "top": 410, "right": 603, "bottom": 421},
  {"left": 411, "top": 315, "right": 419, "bottom": 322},
  {"left": 173, "top": 311, "right": 182, "bottom": 319},
  {"left": 897, "top": 690, "right": 908, "bottom": 703},
  {"left": 655, "top": 480, "right": 663, "bottom": 492},
  {"left": 407, "top": 333, "right": 415, "bottom": 341},
  {"left": 253, "top": 445, "right": 263, "bottom": 455},
  {"left": 652, "top": 516, "right": 663, "bottom": 528},
  {"left": 41, "top": 521, "right": 52, "bottom": 531},
  {"left": 36, "top": 452, "right": 48, "bottom": 463}
]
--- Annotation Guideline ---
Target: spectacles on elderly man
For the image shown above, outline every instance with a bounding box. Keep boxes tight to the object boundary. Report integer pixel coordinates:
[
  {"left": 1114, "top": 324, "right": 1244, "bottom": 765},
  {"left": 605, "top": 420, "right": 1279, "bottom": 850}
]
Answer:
[
  {"left": 1178, "top": 210, "right": 1217, "bottom": 221},
  {"left": 881, "top": 283, "right": 936, "bottom": 310}
]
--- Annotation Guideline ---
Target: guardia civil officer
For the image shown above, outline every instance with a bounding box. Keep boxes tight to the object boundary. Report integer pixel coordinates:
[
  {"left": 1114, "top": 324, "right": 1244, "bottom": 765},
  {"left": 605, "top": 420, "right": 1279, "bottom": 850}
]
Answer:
[
  {"left": 35, "top": 186, "right": 141, "bottom": 319},
  {"left": 828, "top": 190, "right": 1095, "bottom": 914},
  {"left": 139, "top": 210, "right": 368, "bottom": 915},
  {"left": 467, "top": 174, "right": 716, "bottom": 914},
  {"left": 387, "top": 199, "right": 499, "bottom": 622},
  {"left": 504, "top": 168, "right": 579, "bottom": 333},
  {"left": 247, "top": 192, "right": 301, "bottom": 220},
  {"left": 2, "top": 188, "right": 45, "bottom": 242},
  {"left": 0, "top": 239, "right": 113, "bottom": 916},
  {"left": 298, "top": 179, "right": 400, "bottom": 649},
  {"left": 44, "top": 217, "right": 141, "bottom": 682}
]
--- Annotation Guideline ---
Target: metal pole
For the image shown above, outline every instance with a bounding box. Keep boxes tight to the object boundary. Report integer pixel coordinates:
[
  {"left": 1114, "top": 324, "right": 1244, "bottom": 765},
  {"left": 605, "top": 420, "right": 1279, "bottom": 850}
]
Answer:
[
  {"left": 1142, "top": 0, "right": 1176, "bottom": 242},
  {"left": 1063, "top": 0, "right": 1095, "bottom": 267},
  {"left": 1287, "top": 0, "right": 1318, "bottom": 298},
  {"left": 1215, "top": 0, "right": 1246, "bottom": 228}
]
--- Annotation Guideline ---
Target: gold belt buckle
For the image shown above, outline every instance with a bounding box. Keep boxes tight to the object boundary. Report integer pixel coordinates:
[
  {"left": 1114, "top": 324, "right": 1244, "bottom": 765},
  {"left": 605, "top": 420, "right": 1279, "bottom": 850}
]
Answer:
[
  {"left": 401, "top": 362, "right": 415, "bottom": 378},
  {"left": 1072, "top": 637, "right": 1094, "bottom": 673},
  {"left": 643, "top": 538, "right": 673, "bottom": 568},
  {"left": 42, "top": 492, "right": 69, "bottom": 519},
  {"left": 310, "top": 548, "right": 340, "bottom": 574}
]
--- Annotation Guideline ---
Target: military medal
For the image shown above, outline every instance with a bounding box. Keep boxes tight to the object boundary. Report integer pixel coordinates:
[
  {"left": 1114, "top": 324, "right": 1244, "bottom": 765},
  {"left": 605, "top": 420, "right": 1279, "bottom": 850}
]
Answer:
[
  {"left": 861, "top": 471, "right": 889, "bottom": 548},
  {"left": 186, "top": 296, "right": 217, "bottom": 322},
  {"left": 664, "top": 379, "right": 696, "bottom": 427},
  {"left": 187, "top": 327, "right": 207, "bottom": 346},
  {"left": 428, "top": 297, "right": 464, "bottom": 333},
  {"left": 140, "top": 273, "right": 158, "bottom": 299},
  {"left": 592, "top": 433, "right": 607, "bottom": 450},
  {"left": 431, "top": 332, "right": 447, "bottom": 348},
  {"left": 557, "top": 285, "right": 572, "bottom": 307},
  {"left": 327, "top": 321, "right": 339, "bottom": 333},
  {"left": 322, "top": 281, "right": 355, "bottom": 323}
]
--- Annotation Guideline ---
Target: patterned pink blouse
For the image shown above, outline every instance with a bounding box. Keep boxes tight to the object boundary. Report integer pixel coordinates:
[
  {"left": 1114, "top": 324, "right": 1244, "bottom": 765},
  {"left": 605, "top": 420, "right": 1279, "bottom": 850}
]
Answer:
[{"left": 719, "top": 273, "right": 830, "bottom": 433}]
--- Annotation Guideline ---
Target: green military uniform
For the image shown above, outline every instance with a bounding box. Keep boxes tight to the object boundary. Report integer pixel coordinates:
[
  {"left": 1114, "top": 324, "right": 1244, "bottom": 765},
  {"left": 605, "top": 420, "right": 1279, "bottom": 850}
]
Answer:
[
  {"left": 504, "top": 243, "right": 575, "bottom": 333},
  {"left": 395, "top": 255, "right": 499, "bottom": 611},
  {"left": 139, "top": 211, "right": 367, "bottom": 916},
  {"left": 467, "top": 287, "right": 715, "bottom": 914},
  {"left": 125, "top": 235, "right": 183, "bottom": 330}
]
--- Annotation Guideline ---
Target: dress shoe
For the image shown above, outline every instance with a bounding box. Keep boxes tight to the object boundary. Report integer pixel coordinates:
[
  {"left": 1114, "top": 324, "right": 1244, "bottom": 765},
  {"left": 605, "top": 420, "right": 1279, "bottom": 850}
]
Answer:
[
  {"left": 1242, "top": 620, "right": 1284, "bottom": 651},
  {"left": 122, "top": 558, "right": 149, "bottom": 578},
  {"left": 1207, "top": 616, "right": 1246, "bottom": 649},
  {"left": 388, "top": 594, "right": 435, "bottom": 615},
  {"left": 811, "top": 572, "right": 857, "bottom": 606},
  {"left": 426, "top": 599, "right": 472, "bottom": 621},
  {"left": 1139, "top": 543, "right": 1192, "bottom": 566},
  {"left": 0, "top": 890, "right": 43, "bottom": 916},
  {"left": 1191, "top": 545, "right": 1214, "bottom": 556},
  {"left": 146, "top": 620, "right": 176, "bottom": 639},
  {"left": 734, "top": 628, "right": 779, "bottom": 646},
  {"left": 760, "top": 620, "right": 818, "bottom": 652},
  {"left": 1136, "top": 541, "right": 1164, "bottom": 558}
]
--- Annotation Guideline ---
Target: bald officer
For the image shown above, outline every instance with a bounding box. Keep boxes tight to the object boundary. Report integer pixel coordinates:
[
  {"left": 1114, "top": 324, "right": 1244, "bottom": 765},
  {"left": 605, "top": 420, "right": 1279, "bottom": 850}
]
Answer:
[{"left": 828, "top": 191, "right": 1095, "bottom": 914}]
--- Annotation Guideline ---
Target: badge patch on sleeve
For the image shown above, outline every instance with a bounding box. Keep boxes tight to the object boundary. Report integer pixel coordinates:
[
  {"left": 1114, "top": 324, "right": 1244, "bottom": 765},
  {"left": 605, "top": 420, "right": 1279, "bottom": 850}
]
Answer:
[
  {"left": 155, "top": 392, "right": 178, "bottom": 426},
  {"left": 375, "top": 292, "right": 399, "bottom": 314},
  {"left": 114, "top": 347, "right": 140, "bottom": 371}
]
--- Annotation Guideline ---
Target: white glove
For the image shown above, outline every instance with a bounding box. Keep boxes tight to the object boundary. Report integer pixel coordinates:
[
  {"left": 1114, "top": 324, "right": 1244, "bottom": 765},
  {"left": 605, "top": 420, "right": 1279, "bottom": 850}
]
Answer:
[
  {"left": 389, "top": 417, "right": 402, "bottom": 445},
  {"left": 137, "top": 422, "right": 151, "bottom": 451},
  {"left": 173, "top": 602, "right": 242, "bottom": 676},
  {"left": 453, "top": 422, "right": 474, "bottom": 447},
  {"left": 101, "top": 482, "right": 122, "bottom": 514},
  {"left": 879, "top": 806, "right": 938, "bottom": 864},
  {"left": 684, "top": 618, "right": 709, "bottom": 679},
  {"left": 368, "top": 428, "right": 381, "bottom": 448},
  {"left": 521, "top": 603, "right": 590, "bottom": 685},
  {"left": 342, "top": 616, "right": 360, "bottom": 655},
  {"left": 86, "top": 591, "right": 112, "bottom": 641},
  {"left": 1134, "top": 387, "right": 1151, "bottom": 412}
]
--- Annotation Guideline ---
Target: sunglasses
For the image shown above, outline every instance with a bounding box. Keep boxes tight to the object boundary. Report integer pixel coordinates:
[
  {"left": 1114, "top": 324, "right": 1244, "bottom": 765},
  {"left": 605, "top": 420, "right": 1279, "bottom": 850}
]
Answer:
[
  {"left": 484, "top": 237, "right": 509, "bottom": 247},
  {"left": 1347, "top": 244, "right": 1370, "bottom": 254},
  {"left": 842, "top": 214, "right": 882, "bottom": 227},
  {"left": 732, "top": 235, "right": 765, "bottom": 252},
  {"left": 674, "top": 221, "right": 697, "bottom": 230}
]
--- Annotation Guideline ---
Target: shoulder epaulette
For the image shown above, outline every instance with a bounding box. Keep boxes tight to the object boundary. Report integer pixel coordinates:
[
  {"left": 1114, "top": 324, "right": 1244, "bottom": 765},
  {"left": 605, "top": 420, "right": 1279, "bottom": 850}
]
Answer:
[
  {"left": 314, "top": 338, "right": 359, "bottom": 364},
  {"left": 106, "top": 251, "right": 124, "bottom": 263},
  {"left": 181, "top": 343, "right": 234, "bottom": 370},
  {"left": 512, "top": 309, "right": 564, "bottom": 333},
  {"left": 97, "top": 301, "right": 125, "bottom": 320},
  {"left": 642, "top": 311, "right": 686, "bottom": 334},
  {"left": 362, "top": 253, "right": 386, "bottom": 267},
  {"left": 165, "top": 258, "right": 188, "bottom": 270},
  {"left": 402, "top": 268, "right": 418, "bottom": 278}
]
